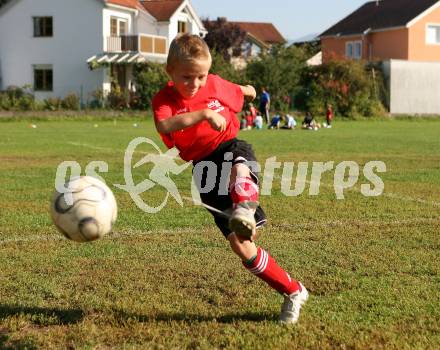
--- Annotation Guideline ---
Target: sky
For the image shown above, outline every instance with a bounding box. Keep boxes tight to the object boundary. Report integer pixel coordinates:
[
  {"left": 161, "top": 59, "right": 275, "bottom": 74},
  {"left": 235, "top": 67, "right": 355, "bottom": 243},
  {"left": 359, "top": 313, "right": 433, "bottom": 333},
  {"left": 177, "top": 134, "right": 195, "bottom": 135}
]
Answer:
[{"left": 190, "top": 0, "right": 368, "bottom": 41}]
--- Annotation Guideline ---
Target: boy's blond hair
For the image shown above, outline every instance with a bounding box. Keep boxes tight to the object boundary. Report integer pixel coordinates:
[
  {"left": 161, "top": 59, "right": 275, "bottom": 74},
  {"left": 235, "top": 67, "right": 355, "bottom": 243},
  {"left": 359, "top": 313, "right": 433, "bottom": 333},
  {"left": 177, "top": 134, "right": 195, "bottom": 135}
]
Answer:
[{"left": 167, "top": 34, "right": 211, "bottom": 66}]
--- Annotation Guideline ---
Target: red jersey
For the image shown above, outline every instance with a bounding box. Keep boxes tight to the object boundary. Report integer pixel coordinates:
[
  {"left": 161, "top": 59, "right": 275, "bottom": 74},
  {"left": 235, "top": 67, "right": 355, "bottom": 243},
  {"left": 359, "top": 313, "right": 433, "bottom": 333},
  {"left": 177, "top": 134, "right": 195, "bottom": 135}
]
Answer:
[
  {"left": 249, "top": 106, "right": 257, "bottom": 120},
  {"left": 326, "top": 108, "right": 333, "bottom": 121},
  {"left": 153, "top": 74, "right": 244, "bottom": 161},
  {"left": 245, "top": 114, "right": 254, "bottom": 127}
]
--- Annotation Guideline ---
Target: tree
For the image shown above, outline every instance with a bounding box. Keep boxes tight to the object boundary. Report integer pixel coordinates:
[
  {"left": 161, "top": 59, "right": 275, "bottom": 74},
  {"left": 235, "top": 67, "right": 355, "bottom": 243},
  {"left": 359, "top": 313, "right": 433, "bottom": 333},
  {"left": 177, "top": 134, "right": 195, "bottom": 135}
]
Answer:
[
  {"left": 0, "top": 0, "right": 8, "bottom": 7},
  {"left": 210, "top": 50, "right": 244, "bottom": 84},
  {"left": 202, "top": 17, "right": 246, "bottom": 62},
  {"left": 245, "top": 45, "right": 309, "bottom": 112},
  {"left": 296, "top": 60, "right": 386, "bottom": 118},
  {"left": 133, "top": 62, "right": 169, "bottom": 110}
]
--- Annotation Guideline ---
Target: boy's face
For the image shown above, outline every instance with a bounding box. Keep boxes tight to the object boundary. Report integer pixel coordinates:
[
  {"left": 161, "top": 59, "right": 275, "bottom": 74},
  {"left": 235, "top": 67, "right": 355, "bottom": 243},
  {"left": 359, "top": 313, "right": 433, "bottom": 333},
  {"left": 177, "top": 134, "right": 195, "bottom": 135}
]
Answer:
[{"left": 166, "top": 58, "right": 211, "bottom": 99}]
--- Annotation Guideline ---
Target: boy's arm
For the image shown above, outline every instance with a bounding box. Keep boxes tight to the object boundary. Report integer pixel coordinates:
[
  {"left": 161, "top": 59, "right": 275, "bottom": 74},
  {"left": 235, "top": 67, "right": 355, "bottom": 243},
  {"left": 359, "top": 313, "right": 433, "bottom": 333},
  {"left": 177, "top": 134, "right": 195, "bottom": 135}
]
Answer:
[
  {"left": 155, "top": 108, "right": 227, "bottom": 134},
  {"left": 239, "top": 85, "right": 256, "bottom": 101}
]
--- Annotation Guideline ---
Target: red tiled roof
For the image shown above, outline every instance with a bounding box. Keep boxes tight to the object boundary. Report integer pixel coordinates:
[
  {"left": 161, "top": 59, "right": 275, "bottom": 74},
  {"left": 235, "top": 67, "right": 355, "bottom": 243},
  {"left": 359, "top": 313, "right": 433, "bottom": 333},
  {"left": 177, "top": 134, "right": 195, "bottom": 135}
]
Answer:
[
  {"left": 140, "top": 0, "right": 184, "bottom": 21},
  {"left": 107, "top": 0, "right": 141, "bottom": 10},
  {"left": 231, "top": 22, "right": 286, "bottom": 45}
]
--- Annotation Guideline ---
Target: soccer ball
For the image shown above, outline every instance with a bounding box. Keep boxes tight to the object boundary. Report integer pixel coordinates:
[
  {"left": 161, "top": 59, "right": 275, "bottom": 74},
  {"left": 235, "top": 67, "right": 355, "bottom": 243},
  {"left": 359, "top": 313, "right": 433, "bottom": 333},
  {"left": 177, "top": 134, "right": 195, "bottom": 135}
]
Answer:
[{"left": 50, "top": 176, "right": 117, "bottom": 242}]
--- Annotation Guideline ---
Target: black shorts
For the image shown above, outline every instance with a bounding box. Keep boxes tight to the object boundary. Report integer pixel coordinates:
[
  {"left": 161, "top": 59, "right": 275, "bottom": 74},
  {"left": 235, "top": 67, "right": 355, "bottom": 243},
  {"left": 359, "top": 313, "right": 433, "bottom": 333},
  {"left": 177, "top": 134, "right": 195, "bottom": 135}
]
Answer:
[{"left": 192, "top": 138, "right": 267, "bottom": 238}]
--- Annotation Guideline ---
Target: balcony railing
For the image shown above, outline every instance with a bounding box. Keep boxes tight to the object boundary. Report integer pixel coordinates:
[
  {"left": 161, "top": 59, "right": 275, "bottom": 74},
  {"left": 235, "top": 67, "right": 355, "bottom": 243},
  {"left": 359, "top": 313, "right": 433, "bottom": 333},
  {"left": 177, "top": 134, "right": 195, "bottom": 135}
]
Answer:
[{"left": 106, "top": 34, "right": 168, "bottom": 55}]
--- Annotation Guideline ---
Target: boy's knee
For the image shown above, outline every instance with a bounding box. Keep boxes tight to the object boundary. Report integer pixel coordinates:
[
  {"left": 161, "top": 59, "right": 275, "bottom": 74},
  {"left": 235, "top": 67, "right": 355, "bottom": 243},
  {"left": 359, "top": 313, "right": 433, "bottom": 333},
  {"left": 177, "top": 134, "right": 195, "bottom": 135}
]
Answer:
[
  {"left": 228, "top": 233, "right": 257, "bottom": 260},
  {"left": 231, "top": 161, "right": 251, "bottom": 176}
]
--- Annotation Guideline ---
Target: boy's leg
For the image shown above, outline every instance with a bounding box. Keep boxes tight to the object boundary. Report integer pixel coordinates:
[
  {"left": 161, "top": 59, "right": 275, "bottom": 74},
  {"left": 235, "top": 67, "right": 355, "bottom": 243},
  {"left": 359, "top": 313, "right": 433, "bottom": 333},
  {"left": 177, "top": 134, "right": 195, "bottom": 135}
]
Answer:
[
  {"left": 228, "top": 233, "right": 308, "bottom": 324},
  {"left": 195, "top": 139, "right": 308, "bottom": 323},
  {"left": 228, "top": 160, "right": 308, "bottom": 324},
  {"left": 229, "top": 162, "right": 300, "bottom": 293},
  {"left": 228, "top": 162, "right": 260, "bottom": 239},
  {"left": 228, "top": 233, "right": 300, "bottom": 295}
]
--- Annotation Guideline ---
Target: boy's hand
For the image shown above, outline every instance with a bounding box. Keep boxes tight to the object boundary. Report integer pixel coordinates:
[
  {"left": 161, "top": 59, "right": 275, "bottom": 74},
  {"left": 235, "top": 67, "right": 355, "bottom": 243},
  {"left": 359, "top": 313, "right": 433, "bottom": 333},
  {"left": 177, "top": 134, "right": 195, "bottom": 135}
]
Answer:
[
  {"left": 205, "top": 109, "right": 227, "bottom": 132},
  {"left": 241, "top": 85, "right": 256, "bottom": 101},
  {"left": 246, "top": 85, "right": 257, "bottom": 101}
]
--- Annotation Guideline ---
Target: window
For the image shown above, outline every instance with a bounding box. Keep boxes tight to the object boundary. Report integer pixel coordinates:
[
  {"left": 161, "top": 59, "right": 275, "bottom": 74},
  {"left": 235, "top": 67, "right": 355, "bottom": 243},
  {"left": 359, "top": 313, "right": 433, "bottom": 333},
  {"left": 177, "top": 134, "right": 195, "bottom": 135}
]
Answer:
[
  {"left": 33, "top": 65, "right": 53, "bottom": 91},
  {"left": 110, "top": 17, "right": 128, "bottom": 36},
  {"left": 178, "top": 21, "right": 187, "bottom": 34},
  {"left": 426, "top": 24, "right": 440, "bottom": 44},
  {"left": 345, "top": 42, "right": 353, "bottom": 58},
  {"left": 345, "top": 41, "right": 362, "bottom": 59},
  {"left": 354, "top": 41, "right": 362, "bottom": 59},
  {"left": 111, "top": 18, "right": 118, "bottom": 36},
  {"left": 33, "top": 17, "right": 53, "bottom": 37},
  {"left": 119, "top": 21, "right": 127, "bottom": 36}
]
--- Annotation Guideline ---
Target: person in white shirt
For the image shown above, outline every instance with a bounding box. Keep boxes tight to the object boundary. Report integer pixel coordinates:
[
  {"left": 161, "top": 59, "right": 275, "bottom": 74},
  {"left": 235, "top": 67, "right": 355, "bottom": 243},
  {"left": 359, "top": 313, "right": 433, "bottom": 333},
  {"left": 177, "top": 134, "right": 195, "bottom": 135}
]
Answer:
[
  {"left": 254, "top": 114, "right": 263, "bottom": 129},
  {"left": 281, "top": 113, "right": 296, "bottom": 129}
]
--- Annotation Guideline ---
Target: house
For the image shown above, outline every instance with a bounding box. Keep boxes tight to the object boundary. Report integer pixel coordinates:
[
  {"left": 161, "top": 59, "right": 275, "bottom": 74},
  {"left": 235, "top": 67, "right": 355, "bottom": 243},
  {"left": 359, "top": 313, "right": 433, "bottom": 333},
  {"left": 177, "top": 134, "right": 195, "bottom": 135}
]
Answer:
[
  {"left": 204, "top": 18, "right": 285, "bottom": 69},
  {"left": 222, "top": 21, "right": 285, "bottom": 69},
  {"left": 232, "top": 22, "right": 286, "bottom": 57},
  {"left": 319, "top": 0, "right": 440, "bottom": 63},
  {"left": 0, "top": 0, "right": 206, "bottom": 101}
]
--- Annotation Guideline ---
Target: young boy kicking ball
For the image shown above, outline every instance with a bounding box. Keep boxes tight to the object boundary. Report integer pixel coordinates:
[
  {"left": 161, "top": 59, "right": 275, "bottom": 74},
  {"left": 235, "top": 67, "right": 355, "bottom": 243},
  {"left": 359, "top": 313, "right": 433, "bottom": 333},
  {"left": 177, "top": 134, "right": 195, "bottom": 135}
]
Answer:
[{"left": 152, "top": 34, "right": 308, "bottom": 324}]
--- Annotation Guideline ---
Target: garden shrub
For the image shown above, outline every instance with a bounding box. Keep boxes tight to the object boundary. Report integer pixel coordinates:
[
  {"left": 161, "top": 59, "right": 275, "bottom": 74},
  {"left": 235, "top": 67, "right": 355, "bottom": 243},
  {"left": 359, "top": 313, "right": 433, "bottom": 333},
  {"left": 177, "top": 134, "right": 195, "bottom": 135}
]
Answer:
[
  {"left": 107, "top": 85, "right": 128, "bottom": 110},
  {"left": 44, "top": 97, "right": 62, "bottom": 111},
  {"left": 296, "top": 60, "right": 387, "bottom": 118},
  {"left": 133, "top": 62, "right": 168, "bottom": 110},
  {"left": 61, "top": 92, "right": 80, "bottom": 110},
  {"left": 0, "top": 85, "right": 38, "bottom": 111}
]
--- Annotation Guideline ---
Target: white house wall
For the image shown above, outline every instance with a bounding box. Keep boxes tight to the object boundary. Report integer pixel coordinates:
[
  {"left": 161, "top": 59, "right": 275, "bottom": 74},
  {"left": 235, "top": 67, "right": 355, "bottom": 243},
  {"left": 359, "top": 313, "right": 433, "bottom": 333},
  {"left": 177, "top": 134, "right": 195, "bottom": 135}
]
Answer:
[
  {"left": 0, "top": 0, "right": 104, "bottom": 101},
  {"left": 136, "top": 11, "right": 159, "bottom": 35},
  {"left": 387, "top": 60, "right": 440, "bottom": 115},
  {"left": 156, "top": 23, "right": 171, "bottom": 40}
]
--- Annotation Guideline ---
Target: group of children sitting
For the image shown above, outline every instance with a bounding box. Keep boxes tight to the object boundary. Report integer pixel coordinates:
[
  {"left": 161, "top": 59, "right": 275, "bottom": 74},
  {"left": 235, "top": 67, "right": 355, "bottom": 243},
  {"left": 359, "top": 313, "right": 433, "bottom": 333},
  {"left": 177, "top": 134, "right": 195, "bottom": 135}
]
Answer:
[{"left": 240, "top": 103, "right": 334, "bottom": 131}]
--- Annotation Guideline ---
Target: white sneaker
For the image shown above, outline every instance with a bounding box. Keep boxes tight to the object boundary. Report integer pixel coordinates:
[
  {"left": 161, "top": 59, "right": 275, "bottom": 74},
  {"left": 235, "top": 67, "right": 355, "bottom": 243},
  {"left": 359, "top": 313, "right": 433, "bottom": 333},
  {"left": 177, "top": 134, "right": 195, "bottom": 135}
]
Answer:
[
  {"left": 279, "top": 282, "right": 309, "bottom": 324},
  {"left": 229, "top": 201, "right": 257, "bottom": 239}
]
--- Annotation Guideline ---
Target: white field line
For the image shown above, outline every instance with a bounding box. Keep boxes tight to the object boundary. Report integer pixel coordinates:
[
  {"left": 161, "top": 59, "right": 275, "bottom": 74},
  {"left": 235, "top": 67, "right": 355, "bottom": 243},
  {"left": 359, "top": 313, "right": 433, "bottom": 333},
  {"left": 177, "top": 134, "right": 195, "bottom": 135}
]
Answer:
[
  {"left": 383, "top": 192, "right": 440, "bottom": 207},
  {"left": 276, "top": 176, "right": 440, "bottom": 208},
  {"left": 67, "top": 142, "right": 119, "bottom": 152},
  {"left": 0, "top": 227, "right": 196, "bottom": 246},
  {"left": 1, "top": 217, "right": 439, "bottom": 246},
  {"left": 272, "top": 217, "right": 440, "bottom": 229},
  {"left": 67, "top": 141, "right": 148, "bottom": 155}
]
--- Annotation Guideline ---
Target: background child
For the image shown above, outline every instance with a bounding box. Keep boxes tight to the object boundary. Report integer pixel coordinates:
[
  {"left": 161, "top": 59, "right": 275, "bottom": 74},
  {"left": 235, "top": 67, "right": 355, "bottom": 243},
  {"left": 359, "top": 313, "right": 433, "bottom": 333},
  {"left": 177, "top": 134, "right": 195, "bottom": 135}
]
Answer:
[
  {"left": 325, "top": 104, "right": 334, "bottom": 128},
  {"left": 245, "top": 109, "right": 254, "bottom": 130},
  {"left": 302, "top": 111, "right": 321, "bottom": 130},
  {"left": 240, "top": 113, "right": 248, "bottom": 130},
  {"left": 268, "top": 113, "right": 282, "bottom": 129},
  {"left": 152, "top": 34, "right": 308, "bottom": 324},
  {"left": 280, "top": 113, "right": 296, "bottom": 129},
  {"left": 248, "top": 102, "right": 257, "bottom": 121},
  {"left": 254, "top": 114, "right": 263, "bottom": 130}
]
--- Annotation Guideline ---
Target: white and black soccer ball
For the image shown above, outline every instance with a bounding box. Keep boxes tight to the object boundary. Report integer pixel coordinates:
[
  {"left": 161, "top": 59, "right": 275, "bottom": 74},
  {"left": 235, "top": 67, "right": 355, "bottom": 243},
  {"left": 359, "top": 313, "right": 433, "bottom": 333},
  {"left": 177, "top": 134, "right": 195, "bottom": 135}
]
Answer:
[{"left": 50, "top": 176, "right": 117, "bottom": 242}]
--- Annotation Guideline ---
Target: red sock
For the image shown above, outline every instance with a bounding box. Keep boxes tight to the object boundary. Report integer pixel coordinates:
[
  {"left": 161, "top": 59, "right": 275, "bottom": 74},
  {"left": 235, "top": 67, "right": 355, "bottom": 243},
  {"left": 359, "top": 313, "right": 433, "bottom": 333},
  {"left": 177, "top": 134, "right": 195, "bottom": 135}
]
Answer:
[
  {"left": 243, "top": 247, "right": 300, "bottom": 295},
  {"left": 230, "top": 176, "right": 259, "bottom": 205}
]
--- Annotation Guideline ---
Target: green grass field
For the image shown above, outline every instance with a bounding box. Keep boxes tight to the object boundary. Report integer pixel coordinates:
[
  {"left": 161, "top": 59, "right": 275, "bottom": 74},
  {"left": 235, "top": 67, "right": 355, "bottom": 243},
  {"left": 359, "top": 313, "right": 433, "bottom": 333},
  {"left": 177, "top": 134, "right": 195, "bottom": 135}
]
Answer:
[{"left": 0, "top": 117, "right": 439, "bottom": 349}]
